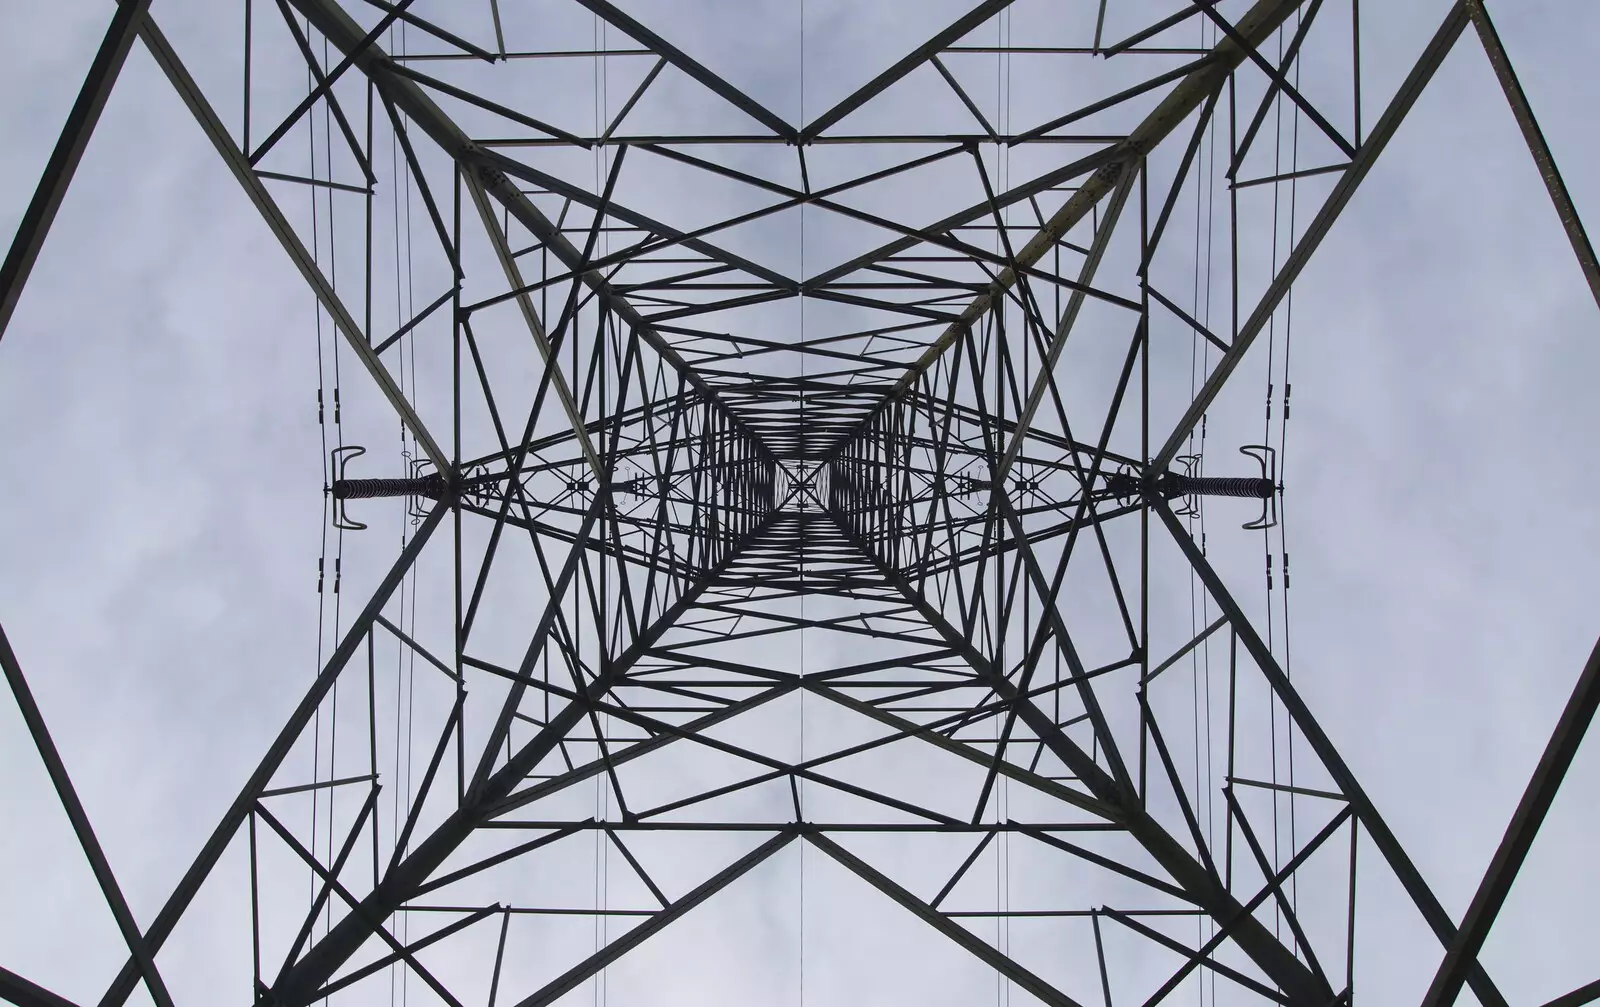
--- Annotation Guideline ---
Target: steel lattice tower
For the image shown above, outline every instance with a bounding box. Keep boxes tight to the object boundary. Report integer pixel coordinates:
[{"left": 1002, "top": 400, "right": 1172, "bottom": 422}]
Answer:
[{"left": 2, "top": 2, "right": 1598, "bottom": 1006}]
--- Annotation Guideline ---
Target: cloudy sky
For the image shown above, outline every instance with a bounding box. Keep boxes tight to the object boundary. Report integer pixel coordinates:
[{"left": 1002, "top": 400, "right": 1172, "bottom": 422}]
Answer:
[{"left": 1, "top": 2, "right": 1597, "bottom": 1006}]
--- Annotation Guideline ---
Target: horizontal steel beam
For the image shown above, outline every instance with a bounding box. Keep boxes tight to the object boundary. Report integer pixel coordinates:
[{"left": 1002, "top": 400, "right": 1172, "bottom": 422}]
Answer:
[
  {"left": 511, "top": 831, "right": 797, "bottom": 1007},
  {"left": 801, "top": 0, "right": 1018, "bottom": 141},
  {"left": 807, "top": 830, "right": 1087, "bottom": 1007}
]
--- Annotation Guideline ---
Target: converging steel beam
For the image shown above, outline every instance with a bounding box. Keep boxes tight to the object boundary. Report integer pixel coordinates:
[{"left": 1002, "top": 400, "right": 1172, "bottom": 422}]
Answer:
[
  {"left": 895, "top": 0, "right": 1304, "bottom": 397},
  {"left": 992, "top": 160, "right": 1136, "bottom": 489},
  {"left": 1464, "top": 0, "right": 1600, "bottom": 312},
  {"left": 283, "top": 0, "right": 779, "bottom": 465},
  {"left": 1153, "top": 0, "right": 1470, "bottom": 470},
  {"left": 269, "top": 517, "right": 775, "bottom": 1005},
  {"left": 801, "top": 682, "right": 1122, "bottom": 822},
  {"left": 801, "top": 0, "right": 1018, "bottom": 141},
  {"left": 0, "top": 621, "right": 174, "bottom": 1007},
  {"left": 19, "top": 6, "right": 1586, "bottom": 1007},
  {"left": 463, "top": 171, "right": 604, "bottom": 477},
  {"left": 820, "top": 0, "right": 1306, "bottom": 466},
  {"left": 0, "top": 965, "right": 81, "bottom": 1007},
  {"left": 134, "top": 15, "right": 450, "bottom": 471},
  {"left": 1419, "top": 634, "right": 1600, "bottom": 1007},
  {"left": 570, "top": 0, "right": 797, "bottom": 142},
  {"left": 95, "top": 502, "right": 448, "bottom": 1007},
  {"left": 466, "top": 495, "right": 605, "bottom": 796},
  {"left": 836, "top": 515, "right": 1330, "bottom": 1005},
  {"left": 1149, "top": 494, "right": 1508, "bottom": 1007},
  {"left": 0, "top": 0, "right": 149, "bottom": 343}
]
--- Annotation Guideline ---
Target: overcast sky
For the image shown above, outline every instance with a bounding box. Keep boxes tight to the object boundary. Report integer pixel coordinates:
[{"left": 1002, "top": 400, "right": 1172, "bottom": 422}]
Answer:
[{"left": 1, "top": 2, "right": 1598, "bottom": 1006}]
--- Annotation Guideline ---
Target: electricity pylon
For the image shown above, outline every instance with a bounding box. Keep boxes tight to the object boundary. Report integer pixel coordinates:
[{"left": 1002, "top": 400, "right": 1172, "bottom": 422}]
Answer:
[{"left": 2, "top": 2, "right": 1597, "bottom": 1006}]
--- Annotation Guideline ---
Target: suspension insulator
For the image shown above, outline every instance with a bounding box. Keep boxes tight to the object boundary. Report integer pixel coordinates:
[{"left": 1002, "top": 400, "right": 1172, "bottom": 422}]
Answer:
[
  {"left": 331, "top": 475, "right": 449, "bottom": 501},
  {"left": 1158, "top": 473, "right": 1274, "bottom": 500},
  {"left": 1105, "top": 471, "right": 1275, "bottom": 501}
]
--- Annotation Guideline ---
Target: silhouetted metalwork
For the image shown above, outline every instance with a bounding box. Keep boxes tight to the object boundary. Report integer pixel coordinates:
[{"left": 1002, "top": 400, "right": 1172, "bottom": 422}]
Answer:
[{"left": 2, "top": 2, "right": 1596, "bottom": 1006}]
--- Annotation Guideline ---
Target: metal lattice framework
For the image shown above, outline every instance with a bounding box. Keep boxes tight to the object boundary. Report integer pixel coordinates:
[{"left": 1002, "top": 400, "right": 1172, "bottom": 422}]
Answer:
[{"left": 2, "top": 1, "right": 1598, "bottom": 1006}]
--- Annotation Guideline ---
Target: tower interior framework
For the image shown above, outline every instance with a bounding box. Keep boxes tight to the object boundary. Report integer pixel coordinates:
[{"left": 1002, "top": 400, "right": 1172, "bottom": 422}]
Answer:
[{"left": 1, "top": 2, "right": 1598, "bottom": 1007}]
